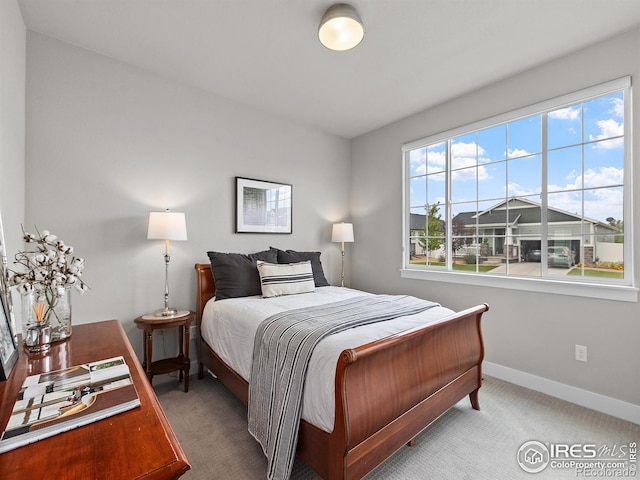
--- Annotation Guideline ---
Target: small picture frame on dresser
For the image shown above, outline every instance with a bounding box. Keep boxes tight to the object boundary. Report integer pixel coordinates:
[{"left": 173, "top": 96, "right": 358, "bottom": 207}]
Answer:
[{"left": 0, "top": 210, "right": 17, "bottom": 381}]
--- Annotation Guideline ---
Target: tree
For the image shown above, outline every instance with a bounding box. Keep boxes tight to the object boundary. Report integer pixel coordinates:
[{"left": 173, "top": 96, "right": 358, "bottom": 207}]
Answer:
[
  {"left": 418, "top": 204, "right": 444, "bottom": 253},
  {"left": 606, "top": 217, "right": 624, "bottom": 244},
  {"left": 451, "top": 215, "right": 475, "bottom": 253}
]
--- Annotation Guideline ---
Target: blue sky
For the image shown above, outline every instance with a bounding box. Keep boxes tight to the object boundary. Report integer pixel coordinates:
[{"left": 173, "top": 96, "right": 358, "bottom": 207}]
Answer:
[{"left": 409, "top": 92, "right": 624, "bottom": 224}]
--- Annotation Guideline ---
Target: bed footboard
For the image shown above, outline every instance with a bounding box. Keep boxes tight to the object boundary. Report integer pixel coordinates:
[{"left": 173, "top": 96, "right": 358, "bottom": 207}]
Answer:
[{"left": 322, "top": 303, "right": 487, "bottom": 480}]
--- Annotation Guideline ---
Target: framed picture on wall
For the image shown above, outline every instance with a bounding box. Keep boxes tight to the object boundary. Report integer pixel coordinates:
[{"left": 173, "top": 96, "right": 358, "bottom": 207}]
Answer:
[
  {"left": 0, "top": 210, "right": 18, "bottom": 381},
  {"left": 235, "top": 177, "right": 292, "bottom": 234}
]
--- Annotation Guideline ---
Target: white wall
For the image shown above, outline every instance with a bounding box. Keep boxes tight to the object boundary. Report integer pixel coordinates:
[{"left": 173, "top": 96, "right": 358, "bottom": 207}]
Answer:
[
  {"left": 0, "top": 0, "right": 26, "bottom": 289},
  {"left": 351, "top": 28, "right": 640, "bottom": 408},
  {"left": 24, "top": 32, "right": 351, "bottom": 359}
]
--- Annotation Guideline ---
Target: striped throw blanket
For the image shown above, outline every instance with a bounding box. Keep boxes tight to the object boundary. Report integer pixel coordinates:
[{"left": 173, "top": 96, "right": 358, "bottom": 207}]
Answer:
[{"left": 247, "top": 294, "right": 440, "bottom": 480}]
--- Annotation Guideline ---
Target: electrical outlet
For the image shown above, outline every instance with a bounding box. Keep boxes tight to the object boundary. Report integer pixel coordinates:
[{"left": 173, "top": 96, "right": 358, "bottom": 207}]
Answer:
[
  {"left": 575, "top": 344, "right": 588, "bottom": 362},
  {"left": 189, "top": 325, "right": 197, "bottom": 338}
]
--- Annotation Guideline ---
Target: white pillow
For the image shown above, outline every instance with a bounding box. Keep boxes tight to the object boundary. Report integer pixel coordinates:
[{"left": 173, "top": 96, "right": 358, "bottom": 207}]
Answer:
[{"left": 256, "top": 260, "right": 316, "bottom": 298}]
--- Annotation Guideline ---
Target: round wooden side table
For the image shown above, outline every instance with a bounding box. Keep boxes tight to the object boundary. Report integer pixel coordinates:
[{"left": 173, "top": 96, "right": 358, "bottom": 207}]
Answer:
[{"left": 134, "top": 310, "right": 195, "bottom": 392}]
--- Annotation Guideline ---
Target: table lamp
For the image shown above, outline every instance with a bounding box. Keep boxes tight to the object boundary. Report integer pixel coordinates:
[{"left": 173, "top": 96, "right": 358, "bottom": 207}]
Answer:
[
  {"left": 331, "top": 222, "right": 354, "bottom": 287},
  {"left": 147, "top": 210, "right": 187, "bottom": 316}
]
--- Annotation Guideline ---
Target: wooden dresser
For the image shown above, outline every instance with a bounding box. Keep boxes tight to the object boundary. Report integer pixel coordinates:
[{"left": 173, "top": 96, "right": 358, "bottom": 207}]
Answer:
[{"left": 0, "top": 320, "right": 190, "bottom": 479}]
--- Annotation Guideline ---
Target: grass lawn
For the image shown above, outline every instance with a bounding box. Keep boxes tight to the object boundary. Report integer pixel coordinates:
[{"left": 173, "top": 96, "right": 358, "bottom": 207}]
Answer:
[
  {"left": 568, "top": 268, "right": 623, "bottom": 279},
  {"left": 411, "top": 261, "right": 498, "bottom": 273}
]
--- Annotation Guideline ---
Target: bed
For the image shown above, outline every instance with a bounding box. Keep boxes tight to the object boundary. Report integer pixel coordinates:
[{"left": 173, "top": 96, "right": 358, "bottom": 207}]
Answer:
[{"left": 195, "top": 261, "right": 488, "bottom": 480}]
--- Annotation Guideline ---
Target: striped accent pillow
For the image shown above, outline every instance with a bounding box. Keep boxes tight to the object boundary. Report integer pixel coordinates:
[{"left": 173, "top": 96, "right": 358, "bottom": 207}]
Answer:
[{"left": 256, "top": 260, "right": 315, "bottom": 298}]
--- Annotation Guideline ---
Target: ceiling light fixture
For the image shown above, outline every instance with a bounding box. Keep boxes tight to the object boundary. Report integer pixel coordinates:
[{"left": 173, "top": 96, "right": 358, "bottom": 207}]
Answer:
[{"left": 318, "top": 3, "right": 364, "bottom": 51}]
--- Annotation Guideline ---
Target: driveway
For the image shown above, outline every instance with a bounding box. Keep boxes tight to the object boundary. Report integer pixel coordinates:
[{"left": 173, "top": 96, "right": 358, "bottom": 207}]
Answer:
[{"left": 487, "top": 261, "right": 571, "bottom": 275}]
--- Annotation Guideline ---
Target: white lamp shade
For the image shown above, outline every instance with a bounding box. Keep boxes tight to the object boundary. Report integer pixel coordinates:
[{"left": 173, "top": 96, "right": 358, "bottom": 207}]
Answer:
[
  {"left": 147, "top": 211, "right": 187, "bottom": 241},
  {"left": 318, "top": 4, "right": 365, "bottom": 51},
  {"left": 332, "top": 222, "right": 354, "bottom": 243}
]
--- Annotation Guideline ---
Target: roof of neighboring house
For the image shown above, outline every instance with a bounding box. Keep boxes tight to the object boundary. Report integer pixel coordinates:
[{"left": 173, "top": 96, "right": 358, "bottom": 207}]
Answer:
[
  {"left": 455, "top": 210, "right": 521, "bottom": 227},
  {"left": 454, "top": 197, "right": 618, "bottom": 232},
  {"left": 410, "top": 213, "right": 427, "bottom": 230}
]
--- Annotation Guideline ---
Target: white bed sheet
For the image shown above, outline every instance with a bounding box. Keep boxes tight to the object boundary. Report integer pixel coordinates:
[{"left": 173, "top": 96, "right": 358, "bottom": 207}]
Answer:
[{"left": 201, "top": 286, "right": 455, "bottom": 433}]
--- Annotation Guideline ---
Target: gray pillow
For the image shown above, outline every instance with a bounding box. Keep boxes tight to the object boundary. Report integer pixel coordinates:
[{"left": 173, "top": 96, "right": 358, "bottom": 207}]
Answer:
[
  {"left": 207, "top": 249, "right": 278, "bottom": 300},
  {"left": 270, "top": 248, "right": 330, "bottom": 287}
]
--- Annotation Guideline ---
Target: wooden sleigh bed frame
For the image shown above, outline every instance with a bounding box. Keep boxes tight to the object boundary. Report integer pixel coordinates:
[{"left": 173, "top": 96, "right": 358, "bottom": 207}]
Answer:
[{"left": 195, "top": 263, "right": 488, "bottom": 480}]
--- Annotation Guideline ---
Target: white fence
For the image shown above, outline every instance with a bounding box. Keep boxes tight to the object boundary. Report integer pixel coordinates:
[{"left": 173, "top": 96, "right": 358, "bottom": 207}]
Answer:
[{"left": 595, "top": 241, "right": 623, "bottom": 263}]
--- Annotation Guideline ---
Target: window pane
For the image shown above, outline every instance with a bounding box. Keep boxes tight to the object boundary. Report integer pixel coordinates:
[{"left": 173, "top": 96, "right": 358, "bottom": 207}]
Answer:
[
  {"left": 478, "top": 199, "right": 500, "bottom": 213},
  {"left": 427, "top": 172, "right": 446, "bottom": 205},
  {"left": 409, "top": 204, "right": 446, "bottom": 266},
  {"left": 409, "top": 147, "right": 426, "bottom": 177},
  {"left": 451, "top": 133, "right": 477, "bottom": 170},
  {"left": 507, "top": 114, "right": 542, "bottom": 158},
  {"left": 548, "top": 146, "right": 582, "bottom": 193},
  {"left": 427, "top": 142, "right": 446, "bottom": 174},
  {"left": 548, "top": 104, "right": 582, "bottom": 149},
  {"left": 584, "top": 187, "right": 622, "bottom": 224},
  {"left": 479, "top": 160, "right": 505, "bottom": 202},
  {"left": 452, "top": 166, "right": 477, "bottom": 203},
  {"left": 409, "top": 176, "right": 426, "bottom": 208},
  {"left": 546, "top": 244, "right": 576, "bottom": 277},
  {"left": 409, "top": 207, "right": 427, "bottom": 264},
  {"left": 548, "top": 190, "right": 582, "bottom": 220},
  {"left": 593, "top": 234, "right": 624, "bottom": 272},
  {"left": 584, "top": 93, "right": 624, "bottom": 144},
  {"left": 584, "top": 140, "right": 623, "bottom": 188},
  {"left": 511, "top": 202, "right": 541, "bottom": 236},
  {"left": 452, "top": 207, "right": 477, "bottom": 245},
  {"left": 426, "top": 203, "right": 446, "bottom": 239},
  {"left": 478, "top": 124, "right": 506, "bottom": 163},
  {"left": 508, "top": 154, "right": 542, "bottom": 196}
]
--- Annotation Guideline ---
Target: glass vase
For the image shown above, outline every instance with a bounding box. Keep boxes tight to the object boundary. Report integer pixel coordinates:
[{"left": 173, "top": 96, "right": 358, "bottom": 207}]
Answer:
[{"left": 22, "top": 286, "right": 72, "bottom": 352}]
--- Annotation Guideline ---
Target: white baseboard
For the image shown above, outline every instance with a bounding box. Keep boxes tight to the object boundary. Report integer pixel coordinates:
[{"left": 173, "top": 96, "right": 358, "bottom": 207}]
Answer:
[{"left": 483, "top": 362, "right": 640, "bottom": 425}]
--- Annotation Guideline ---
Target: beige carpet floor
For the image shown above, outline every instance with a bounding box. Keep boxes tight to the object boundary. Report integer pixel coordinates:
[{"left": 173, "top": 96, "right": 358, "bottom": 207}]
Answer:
[{"left": 155, "top": 374, "right": 638, "bottom": 479}]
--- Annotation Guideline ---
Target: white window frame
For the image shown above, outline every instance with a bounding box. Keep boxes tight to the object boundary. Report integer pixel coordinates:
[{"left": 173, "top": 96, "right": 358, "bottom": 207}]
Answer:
[{"left": 401, "top": 77, "right": 637, "bottom": 302}]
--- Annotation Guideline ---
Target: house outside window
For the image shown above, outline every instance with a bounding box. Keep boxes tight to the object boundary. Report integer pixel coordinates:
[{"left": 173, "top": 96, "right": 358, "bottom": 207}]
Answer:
[{"left": 402, "top": 77, "right": 634, "bottom": 301}]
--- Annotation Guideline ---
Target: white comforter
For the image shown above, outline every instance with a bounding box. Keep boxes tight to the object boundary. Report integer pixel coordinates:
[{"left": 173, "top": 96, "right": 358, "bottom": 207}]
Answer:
[{"left": 201, "top": 286, "right": 455, "bottom": 432}]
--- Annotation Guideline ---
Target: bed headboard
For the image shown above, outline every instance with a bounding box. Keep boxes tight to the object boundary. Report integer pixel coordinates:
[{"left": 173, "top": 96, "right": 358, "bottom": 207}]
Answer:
[{"left": 195, "top": 263, "right": 215, "bottom": 327}]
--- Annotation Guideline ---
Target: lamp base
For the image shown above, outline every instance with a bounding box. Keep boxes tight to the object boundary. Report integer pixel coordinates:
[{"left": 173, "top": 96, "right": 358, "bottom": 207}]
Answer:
[
  {"left": 141, "top": 309, "right": 189, "bottom": 321},
  {"left": 154, "top": 307, "right": 179, "bottom": 318}
]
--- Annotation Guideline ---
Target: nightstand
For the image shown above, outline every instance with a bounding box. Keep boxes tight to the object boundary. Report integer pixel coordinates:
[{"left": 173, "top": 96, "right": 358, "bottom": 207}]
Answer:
[{"left": 134, "top": 310, "right": 195, "bottom": 392}]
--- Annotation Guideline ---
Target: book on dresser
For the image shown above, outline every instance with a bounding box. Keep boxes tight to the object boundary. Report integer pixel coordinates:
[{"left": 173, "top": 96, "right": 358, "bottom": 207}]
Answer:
[{"left": 0, "top": 355, "right": 140, "bottom": 454}]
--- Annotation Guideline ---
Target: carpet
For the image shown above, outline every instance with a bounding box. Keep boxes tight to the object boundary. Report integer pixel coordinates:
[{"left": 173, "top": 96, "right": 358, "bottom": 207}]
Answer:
[{"left": 155, "top": 374, "right": 638, "bottom": 479}]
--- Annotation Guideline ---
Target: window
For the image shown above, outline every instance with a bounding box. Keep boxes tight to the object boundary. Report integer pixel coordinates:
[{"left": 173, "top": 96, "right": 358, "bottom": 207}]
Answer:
[{"left": 402, "top": 77, "right": 635, "bottom": 301}]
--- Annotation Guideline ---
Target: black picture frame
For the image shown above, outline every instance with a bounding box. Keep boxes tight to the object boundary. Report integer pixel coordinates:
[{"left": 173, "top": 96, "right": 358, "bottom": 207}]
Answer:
[
  {"left": 235, "top": 177, "right": 292, "bottom": 234},
  {"left": 0, "top": 211, "right": 18, "bottom": 381}
]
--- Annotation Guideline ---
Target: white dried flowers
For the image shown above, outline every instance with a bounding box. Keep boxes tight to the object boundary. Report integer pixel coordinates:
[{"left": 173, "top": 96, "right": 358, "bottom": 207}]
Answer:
[{"left": 8, "top": 227, "right": 88, "bottom": 296}]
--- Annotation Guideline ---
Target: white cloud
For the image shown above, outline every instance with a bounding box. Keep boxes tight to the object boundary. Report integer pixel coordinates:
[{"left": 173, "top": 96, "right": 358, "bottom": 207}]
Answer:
[
  {"left": 550, "top": 166, "right": 622, "bottom": 191},
  {"left": 409, "top": 148, "right": 425, "bottom": 164},
  {"left": 589, "top": 119, "right": 623, "bottom": 149},
  {"left": 549, "top": 106, "right": 580, "bottom": 120},
  {"left": 583, "top": 166, "right": 623, "bottom": 188},
  {"left": 452, "top": 141, "right": 484, "bottom": 157},
  {"left": 595, "top": 119, "right": 623, "bottom": 138},
  {"left": 507, "top": 148, "right": 531, "bottom": 158},
  {"left": 610, "top": 97, "right": 624, "bottom": 118},
  {"left": 427, "top": 150, "right": 446, "bottom": 169}
]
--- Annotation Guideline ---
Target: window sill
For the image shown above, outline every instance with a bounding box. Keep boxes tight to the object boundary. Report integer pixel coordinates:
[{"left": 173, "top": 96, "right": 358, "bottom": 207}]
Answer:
[{"left": 400, "top": 268, "right": 638, "bottom": 302}]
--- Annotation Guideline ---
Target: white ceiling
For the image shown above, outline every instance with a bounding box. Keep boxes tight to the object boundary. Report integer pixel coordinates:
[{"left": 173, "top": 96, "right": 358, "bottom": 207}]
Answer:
[{"left": 18, "top": 0, "right": 640, "bottom": 139}]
